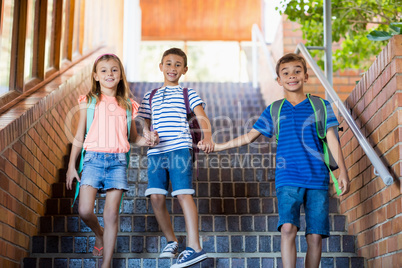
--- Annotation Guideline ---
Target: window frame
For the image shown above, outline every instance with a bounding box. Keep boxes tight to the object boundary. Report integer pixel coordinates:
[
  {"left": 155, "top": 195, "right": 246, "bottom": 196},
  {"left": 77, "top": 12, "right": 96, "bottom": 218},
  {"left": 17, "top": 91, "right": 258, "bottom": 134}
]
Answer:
[{"left": 0, "top": 0, "right": 94, "bottom": 111}]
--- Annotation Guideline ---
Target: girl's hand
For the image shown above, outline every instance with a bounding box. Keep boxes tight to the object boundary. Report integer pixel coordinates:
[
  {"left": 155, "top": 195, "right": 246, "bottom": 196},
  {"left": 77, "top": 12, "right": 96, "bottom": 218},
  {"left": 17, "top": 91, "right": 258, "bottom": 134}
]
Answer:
[
  {"left": 150, "top": 131, "right": 159, "bottom": 146},
  {"left": 198, "top": 138, "right": 214, "bottom": 154},
  {"left": 144, "top": 130, "right": 159, "bottom": 147},
  {"left": 66, "top": 168, "right": 80, "bottom": 190}
]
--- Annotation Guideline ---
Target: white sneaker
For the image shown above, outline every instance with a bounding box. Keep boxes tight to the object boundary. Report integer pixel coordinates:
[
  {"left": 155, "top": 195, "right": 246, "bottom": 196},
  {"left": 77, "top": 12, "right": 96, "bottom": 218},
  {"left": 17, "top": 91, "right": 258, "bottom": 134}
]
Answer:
[{"left": 159, "top": 241, "right": 179, "bottom": 258}]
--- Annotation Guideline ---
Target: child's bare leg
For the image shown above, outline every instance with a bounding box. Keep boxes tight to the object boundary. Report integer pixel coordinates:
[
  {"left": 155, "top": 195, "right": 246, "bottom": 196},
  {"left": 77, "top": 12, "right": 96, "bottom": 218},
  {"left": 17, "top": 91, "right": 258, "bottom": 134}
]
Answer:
[
  {"left": 101, "top": 189, "right": 123, "bottom": 268},
  {"left": 78, "top": 186, "right": 104, "bottom": 256},
  {"left": 150, "top": 194, "right": 177, "bottom": 242},
  {"left": 177, "top": 194, "right": 201, "bottom": 252},
  {"left": 305, "top": 234, "right": 322, "bottom": 268},
  {"left": 280, "top": 223, "right": 297, "bottom": 268}
]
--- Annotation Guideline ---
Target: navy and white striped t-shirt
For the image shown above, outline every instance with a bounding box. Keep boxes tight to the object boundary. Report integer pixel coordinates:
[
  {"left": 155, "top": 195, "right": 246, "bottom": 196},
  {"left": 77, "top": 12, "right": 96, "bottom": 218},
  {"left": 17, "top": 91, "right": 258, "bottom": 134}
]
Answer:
[
  {"left": 253, "top": 97, "right": 338, "bottom": 190},
  {"left": 138, "top": 85, "right": 205, "bottom": 156}
]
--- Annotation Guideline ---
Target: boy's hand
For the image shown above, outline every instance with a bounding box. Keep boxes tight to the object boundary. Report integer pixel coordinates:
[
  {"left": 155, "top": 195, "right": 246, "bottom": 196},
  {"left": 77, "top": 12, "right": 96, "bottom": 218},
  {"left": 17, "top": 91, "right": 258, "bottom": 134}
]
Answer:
[
  {"left": 66, "top": 168, "right": 80, "bottom": 190},
  {"left": 198, "top": 138, "right": 214, "bottom": 154},
  {"left": 338, "top": 171, "right": 350, "bottom": 196}
]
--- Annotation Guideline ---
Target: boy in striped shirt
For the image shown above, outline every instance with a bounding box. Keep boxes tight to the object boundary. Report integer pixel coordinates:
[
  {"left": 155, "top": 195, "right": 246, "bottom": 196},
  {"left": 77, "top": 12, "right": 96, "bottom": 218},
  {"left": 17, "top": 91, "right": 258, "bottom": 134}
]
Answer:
[
  {"left": 207, "top": 53, "right": 349, "bottom": 268},
  {"left": 138, "top": 48, "right": 213, "bottom": 268}
]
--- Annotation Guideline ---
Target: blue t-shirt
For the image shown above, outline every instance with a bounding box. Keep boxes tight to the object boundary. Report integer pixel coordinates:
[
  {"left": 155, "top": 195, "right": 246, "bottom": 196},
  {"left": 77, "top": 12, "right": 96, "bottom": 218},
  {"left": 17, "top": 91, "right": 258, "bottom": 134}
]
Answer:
[
  {"left": 253, "top": 97, "right": 338, "bottom": 190},
  {"left": 138, "top": 85, "right": 205, "bottom": 156}
]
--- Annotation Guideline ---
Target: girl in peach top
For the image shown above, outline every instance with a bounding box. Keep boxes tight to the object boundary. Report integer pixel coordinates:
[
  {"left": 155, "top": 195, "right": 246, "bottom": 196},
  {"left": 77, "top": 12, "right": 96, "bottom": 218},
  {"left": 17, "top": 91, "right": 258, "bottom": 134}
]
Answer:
[{"left": 66, "top": 54, "right": 158, "bottom": 267}]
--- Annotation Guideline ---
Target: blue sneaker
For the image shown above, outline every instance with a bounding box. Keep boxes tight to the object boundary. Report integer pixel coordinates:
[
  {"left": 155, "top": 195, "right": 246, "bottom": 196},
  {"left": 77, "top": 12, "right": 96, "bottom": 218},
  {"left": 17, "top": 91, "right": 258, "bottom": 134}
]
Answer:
[
  {"left": 170, "top": 247, "right": 207, "bottom": 268},
  {"left": 159, "top": 241, "right": 179, "bottom": 258}
]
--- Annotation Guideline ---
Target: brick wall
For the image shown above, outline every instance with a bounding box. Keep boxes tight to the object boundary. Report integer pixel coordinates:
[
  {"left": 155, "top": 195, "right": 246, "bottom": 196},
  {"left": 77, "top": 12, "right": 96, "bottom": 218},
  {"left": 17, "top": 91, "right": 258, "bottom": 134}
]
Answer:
[
  {"left": 0, "top": 55, "right": 96, "bottom": 267},
  {"left": 338, "top": 35, "right": 402, "bottom": 268}
]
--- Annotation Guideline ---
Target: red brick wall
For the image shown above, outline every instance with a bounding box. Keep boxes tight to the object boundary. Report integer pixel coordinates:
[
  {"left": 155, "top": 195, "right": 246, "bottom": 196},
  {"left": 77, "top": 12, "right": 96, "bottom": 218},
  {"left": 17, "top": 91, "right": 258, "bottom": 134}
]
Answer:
[
  {"left": 338, "top": 35, "right": 402, "bottom": 268},
  {"left": 0, "top": 56, "right": 95, "bottom": 267}
]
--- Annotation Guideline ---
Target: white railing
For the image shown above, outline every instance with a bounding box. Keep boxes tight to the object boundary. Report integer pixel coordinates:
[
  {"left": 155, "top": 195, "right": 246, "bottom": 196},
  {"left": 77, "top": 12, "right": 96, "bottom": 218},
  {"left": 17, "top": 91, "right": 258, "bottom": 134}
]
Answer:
[
  {"left": 252, "top": 24, "right": 277, "bottom": 88},
  {"left": 251, "top": 24, "right": 393, "bottom": 186},
  {"left": 295, "top": 43, "right": 393, "bottom": 186}
]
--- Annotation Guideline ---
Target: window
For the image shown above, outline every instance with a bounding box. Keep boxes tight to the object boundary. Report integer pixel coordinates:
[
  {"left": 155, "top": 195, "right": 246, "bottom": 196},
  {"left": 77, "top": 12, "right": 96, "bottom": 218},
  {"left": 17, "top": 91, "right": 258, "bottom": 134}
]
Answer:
[
  {"left": 24, "top": 0, "right": 36, "bottom": 82},
  {"left": 0, "top": 0, "right": 15, "bottom": 96},
  {"left": 0, "top": 0, "right": 123, "bottom": 108},
  {"left": 60, "top": 0, "right": 68, "bottom": 63},
  {"left": 44, "top": 0, "right": 54, "bottom": 71}
]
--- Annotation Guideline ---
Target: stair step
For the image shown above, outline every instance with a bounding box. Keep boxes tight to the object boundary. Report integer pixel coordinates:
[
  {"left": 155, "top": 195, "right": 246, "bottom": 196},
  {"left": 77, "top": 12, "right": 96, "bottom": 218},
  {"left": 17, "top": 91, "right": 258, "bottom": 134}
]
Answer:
[
  {"left": 38, "top": 213, "right": 347, "bottom": 233},
  {"left": 23, "top": 255, "right": 365, "bottom": 268},
  {"left": 44, "top": 195, "right": 341, "bottom": 216},
  {"left": 29, "top": 233, "right": 357, "bottom": 254}
]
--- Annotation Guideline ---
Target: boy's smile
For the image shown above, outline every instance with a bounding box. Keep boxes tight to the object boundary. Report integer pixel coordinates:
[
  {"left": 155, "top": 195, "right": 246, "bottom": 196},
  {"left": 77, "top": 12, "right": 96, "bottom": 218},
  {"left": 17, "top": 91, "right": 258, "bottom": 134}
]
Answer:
[
  {"left": 160, "top": 54, "right": 188, "bottom": 86},
  {"left": 277, "top": 61, "right": 308, "bottom": 93}
]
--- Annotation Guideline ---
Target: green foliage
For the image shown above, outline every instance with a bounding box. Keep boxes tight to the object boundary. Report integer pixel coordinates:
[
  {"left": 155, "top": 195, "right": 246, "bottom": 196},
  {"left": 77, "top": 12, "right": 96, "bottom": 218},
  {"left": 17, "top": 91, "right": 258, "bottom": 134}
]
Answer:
[
  {"left": 277, "top": 0, "right": 402, "bottom": 71},
  {"left": 367, "top": 22, "right": 402, "bottom": 41}
]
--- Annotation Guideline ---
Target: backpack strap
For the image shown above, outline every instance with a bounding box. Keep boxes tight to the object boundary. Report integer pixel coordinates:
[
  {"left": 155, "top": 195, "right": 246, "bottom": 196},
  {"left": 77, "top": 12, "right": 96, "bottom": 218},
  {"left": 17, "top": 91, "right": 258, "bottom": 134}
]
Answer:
[
  {"left": 72, "top": 96, "right": 132, "bottom": 209},
  {"left": 73, "top": 97, "right": 96, "bottom": 207},
  {"left": 270, "top": 99, "right": 286, "bottom": 143},
  {"left": 183, "top": 88, "right": 191, "bottom": 114},
  {"left": 307, "top": 94, "right": 341, "bottom": 196},
  {"left": 307, "top": 94, "right": 327, "bottom": 139},
  {"left": 148, "top": 88, "right": 159, "bottom": 131},
  {"left": 148, "top": 88, "right": 159, "bottom": 110}
]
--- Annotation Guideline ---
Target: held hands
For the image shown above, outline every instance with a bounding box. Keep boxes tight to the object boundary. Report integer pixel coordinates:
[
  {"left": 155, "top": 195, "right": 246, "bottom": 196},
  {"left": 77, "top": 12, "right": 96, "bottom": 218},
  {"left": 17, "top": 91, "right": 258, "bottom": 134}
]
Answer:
[
  {"left": 144, "top": 130, "right": 159, "bottom": 147},
  {"left": 197, "top": 138, "right": 214, "bottom": 154},
  {"left": 66, "top": 167, "right": 80, "bottom": 190}
]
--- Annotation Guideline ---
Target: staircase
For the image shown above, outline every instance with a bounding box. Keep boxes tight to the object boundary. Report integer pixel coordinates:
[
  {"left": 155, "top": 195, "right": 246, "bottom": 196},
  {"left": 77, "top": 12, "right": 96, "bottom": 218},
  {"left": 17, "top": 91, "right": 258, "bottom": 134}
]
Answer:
[{"left": 23, "top": 82, "right": 365, "bottom": 267}]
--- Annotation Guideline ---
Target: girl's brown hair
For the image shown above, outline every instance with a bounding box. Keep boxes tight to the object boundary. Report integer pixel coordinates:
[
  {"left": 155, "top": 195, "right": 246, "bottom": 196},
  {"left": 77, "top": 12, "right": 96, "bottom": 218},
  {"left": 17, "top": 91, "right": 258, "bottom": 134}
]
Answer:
[{"left": 87, "top": 54, "right": 132, "bottom": 111}]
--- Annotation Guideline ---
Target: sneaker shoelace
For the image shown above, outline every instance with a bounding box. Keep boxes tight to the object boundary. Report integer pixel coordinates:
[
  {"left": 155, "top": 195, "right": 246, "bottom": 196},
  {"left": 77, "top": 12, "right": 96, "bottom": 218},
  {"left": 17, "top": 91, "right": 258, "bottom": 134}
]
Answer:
[
  {"left": 164, "top": 243, "right": 178, "bottom": 252},
  {"left": 177, "top": 249, "right": 194, "bottom": 263}
]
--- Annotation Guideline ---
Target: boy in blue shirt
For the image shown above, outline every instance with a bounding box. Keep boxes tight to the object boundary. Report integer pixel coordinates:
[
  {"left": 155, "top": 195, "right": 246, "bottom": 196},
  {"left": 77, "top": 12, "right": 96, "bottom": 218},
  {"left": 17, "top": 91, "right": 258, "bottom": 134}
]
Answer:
[
  {"left": 202, "top": 53, "right": 350, "bottom": 268},
  {"left": 138, "top": 48, "right": 213, "bottom": 268}
]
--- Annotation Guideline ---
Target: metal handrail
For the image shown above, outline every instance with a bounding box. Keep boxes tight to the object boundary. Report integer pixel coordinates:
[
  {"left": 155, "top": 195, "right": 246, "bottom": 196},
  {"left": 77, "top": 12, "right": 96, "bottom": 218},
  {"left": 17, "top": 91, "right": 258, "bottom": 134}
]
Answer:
[
  {"left": 295, "top": 43, "right": 393, "bottom": 186},
  {"left": 252, "top": 24, "right": 277, "bottom": 88}
]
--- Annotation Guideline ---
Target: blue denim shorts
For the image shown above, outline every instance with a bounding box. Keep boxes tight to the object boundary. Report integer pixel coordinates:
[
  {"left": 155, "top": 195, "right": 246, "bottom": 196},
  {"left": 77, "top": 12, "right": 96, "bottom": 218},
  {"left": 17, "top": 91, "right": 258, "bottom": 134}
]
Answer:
[
  {"left": 276, "top": 186, "right": 329, "bottom": 237},
  {"left": 80, "top": 151, "right": 129, "bottom": 192},
  {"left": 145, "top": 149, "right": 194, "bottom": 197}
]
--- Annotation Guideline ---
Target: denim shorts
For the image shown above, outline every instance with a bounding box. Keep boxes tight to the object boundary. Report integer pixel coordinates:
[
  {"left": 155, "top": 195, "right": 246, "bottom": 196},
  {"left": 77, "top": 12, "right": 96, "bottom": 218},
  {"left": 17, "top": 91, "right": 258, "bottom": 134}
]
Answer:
[
  {"left": 276, "top": 186, "right": 329, "bottom": 237},
  {"left": 80, "top": 151, "right": 129, "bottom": 192},
  {"left": 145, "top": 148, "right": 194, "bottom": 197}
]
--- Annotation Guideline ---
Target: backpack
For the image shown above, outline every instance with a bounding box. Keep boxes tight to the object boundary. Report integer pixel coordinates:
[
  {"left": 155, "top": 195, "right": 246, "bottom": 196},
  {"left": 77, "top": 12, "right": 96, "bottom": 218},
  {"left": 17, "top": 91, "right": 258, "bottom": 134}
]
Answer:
[
  {"left": 72, "top": 97, "right": 132, "bottom": 210},
  {"left": 148, "top": 87, "right": 201, "bottom": 162},
  {"left": 270, "top": 94, "right": 341, "bottom": 195}
]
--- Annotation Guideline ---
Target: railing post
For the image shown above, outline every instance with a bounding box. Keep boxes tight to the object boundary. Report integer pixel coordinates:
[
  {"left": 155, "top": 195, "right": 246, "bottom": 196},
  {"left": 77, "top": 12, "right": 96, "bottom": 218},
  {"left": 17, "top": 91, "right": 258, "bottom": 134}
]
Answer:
[{"left": 323, "top": 0, "right": 333, "bottom": 96}]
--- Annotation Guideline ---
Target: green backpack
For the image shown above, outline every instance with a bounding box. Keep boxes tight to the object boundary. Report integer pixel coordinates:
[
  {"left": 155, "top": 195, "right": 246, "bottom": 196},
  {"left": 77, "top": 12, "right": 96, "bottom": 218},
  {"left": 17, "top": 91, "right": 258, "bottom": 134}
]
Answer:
[
  {"left": 270, "top": 94, "right": 341, "bottom": 195},
  {"left": 72, "top": 97, "right": 132, "bottom": 210}
]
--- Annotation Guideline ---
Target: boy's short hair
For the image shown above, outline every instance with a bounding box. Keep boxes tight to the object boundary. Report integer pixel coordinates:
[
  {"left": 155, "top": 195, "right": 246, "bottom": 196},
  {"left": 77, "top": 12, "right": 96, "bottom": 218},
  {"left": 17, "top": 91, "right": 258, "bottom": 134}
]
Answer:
[
  {"left": 276, "top": 53, "right": 307, "bottom": 76},
  {"left": 161, "top": 47, "right": 187, "bottom": 67}
]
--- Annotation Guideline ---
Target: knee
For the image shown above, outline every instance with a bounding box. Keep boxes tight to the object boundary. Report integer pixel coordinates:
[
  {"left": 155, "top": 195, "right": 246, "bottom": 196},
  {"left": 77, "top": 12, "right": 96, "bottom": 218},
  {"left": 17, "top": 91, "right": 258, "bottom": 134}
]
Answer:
[
  {"left": 280, "top": 223, "right": 297, "bottom": 239},
  {"left": 307, "top": 234, "right": 322, "bottom": 248},
  {"left": 103, "top": 208, "right": 118, "bottom": 225},
  {"left": 78, "top": 206, "right": 94, "bottom": 220},
  {"left": 176, "top": 194, "right": 191, "bottom": 204},
  {"left": 150, "top": 194, "right": 166, "bottom": 208}
]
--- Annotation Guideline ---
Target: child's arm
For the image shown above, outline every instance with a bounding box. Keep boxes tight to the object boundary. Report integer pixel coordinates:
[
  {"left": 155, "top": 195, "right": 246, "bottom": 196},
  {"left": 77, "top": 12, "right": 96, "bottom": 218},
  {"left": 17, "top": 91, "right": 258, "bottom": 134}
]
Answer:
[
  {"left": 326, "top": 127, "right": 350, "bottom": 196},
  {"left": 130, "top": 119, "right": 159, "bottom": 147},
  {"left": 213, "top": 129, "right": 262, "bottom": 152},
  {"left": 193, "top": 105, "right": 214, "bottom": 153},
  {"left": 66, "top": 103, "right": 87, "bottom": 190}
]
